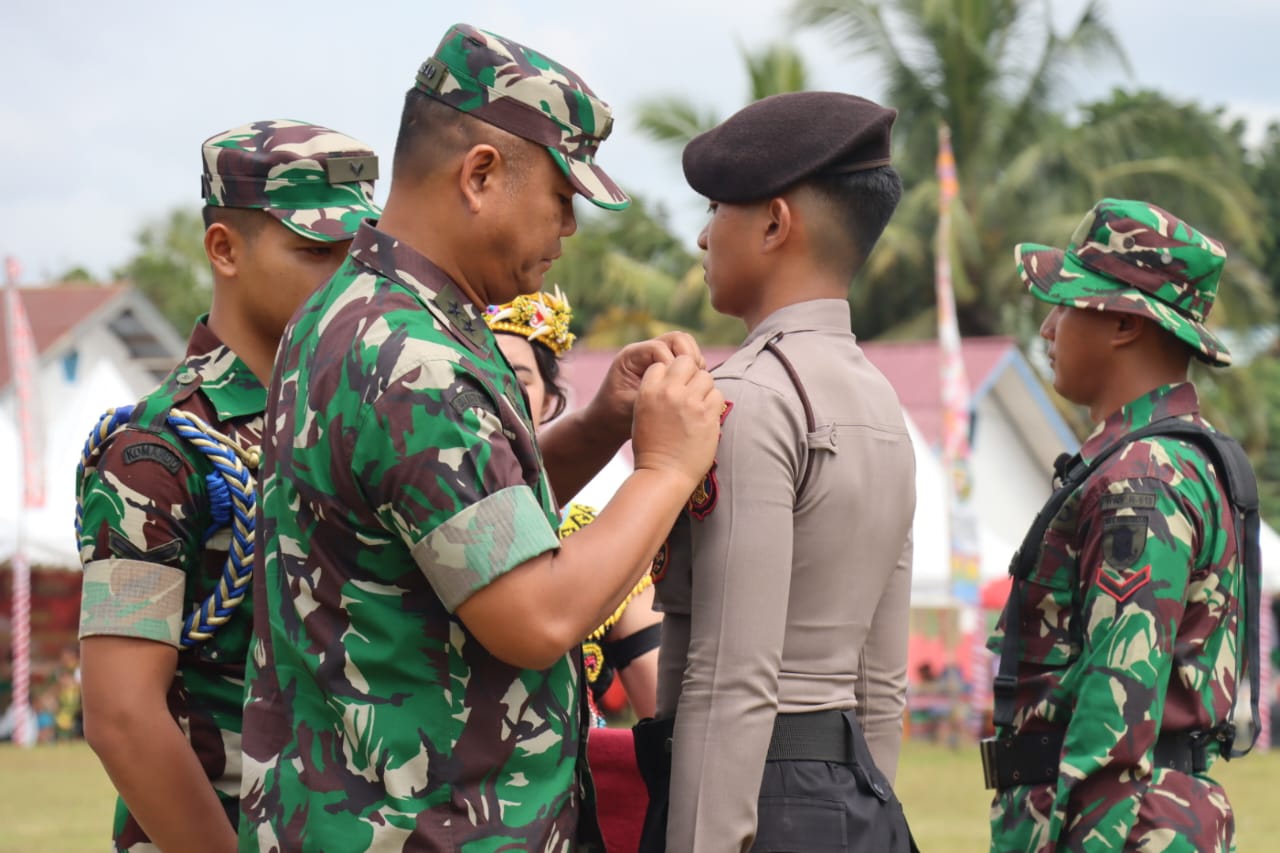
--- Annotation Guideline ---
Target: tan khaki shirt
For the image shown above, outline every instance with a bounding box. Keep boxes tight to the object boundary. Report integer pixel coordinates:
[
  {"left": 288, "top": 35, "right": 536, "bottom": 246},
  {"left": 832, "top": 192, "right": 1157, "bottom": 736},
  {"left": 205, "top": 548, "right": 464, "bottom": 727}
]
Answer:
[{"left": 654, "top": 299, "right": 916, "bottom": 852}]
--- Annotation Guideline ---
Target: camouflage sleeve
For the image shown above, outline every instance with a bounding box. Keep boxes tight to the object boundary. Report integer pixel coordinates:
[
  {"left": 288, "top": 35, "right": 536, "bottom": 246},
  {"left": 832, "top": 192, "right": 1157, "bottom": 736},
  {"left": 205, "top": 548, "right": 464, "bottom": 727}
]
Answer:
[
  {"left": 1048, "top": 472, "right": 1203, "bottom": 849},
  {"left": 350, "top": 358, "right": 559, "bottom": 612},
  {"left": 77, "top": 428, "right": 205, "bottom": 646}
]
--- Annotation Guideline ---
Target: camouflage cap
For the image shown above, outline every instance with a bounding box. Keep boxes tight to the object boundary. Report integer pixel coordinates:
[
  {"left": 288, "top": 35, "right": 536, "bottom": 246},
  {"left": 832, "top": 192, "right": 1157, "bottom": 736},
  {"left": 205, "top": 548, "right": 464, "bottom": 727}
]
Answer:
[
  {"left": 201, "top": 119, "right": 381, "bottom": 243},
  {"left": 415, "top": 23, "right": 629, "bottom": 211},
  {"left": 1017, "top": 198, "right": 1231, "bottom": 366}
]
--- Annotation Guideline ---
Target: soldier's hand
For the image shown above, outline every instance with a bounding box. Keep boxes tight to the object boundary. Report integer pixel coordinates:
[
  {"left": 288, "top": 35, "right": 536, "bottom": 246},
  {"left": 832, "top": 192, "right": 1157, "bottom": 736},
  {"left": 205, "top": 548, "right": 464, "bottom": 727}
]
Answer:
[
  {"left": 585, "top": 332, "right": 707, "bottom": 445},
  {"left": 632, "top": 355, "right": 723, "bottom": 488}
]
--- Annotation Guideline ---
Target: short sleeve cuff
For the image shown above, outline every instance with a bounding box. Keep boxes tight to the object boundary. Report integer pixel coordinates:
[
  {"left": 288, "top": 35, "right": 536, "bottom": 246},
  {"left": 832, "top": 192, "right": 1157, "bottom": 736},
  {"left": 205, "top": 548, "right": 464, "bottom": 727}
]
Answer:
[
  {"left": 79, "top": 559, "right": 185, "bottom": 647},
  {"left": 412, "top": 485, "right": 559, "bottom": 612}
]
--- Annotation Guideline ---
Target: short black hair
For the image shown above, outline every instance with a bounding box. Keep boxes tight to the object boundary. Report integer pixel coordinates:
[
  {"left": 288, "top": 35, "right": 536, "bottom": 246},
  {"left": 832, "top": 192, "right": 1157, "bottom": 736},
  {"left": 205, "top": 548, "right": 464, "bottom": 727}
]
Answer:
[
  {"left": 393, "top": 87, "right": 535, "bottom": 185},
  {"left": 800, "top": 165, "right": 903, "bottom": 279},
  {"left": 201, "top": 205, "right": 270, "bottom": 242}
]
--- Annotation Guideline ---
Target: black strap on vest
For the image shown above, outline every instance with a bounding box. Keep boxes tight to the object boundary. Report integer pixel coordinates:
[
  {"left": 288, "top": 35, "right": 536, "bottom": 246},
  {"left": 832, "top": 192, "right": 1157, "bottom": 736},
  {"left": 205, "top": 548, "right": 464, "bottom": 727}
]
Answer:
[
  {"left": 762, "top": 332, "right": 818, "bottom": 498},
  {"left": 992, "top": 417, "right": 1262, "bottom": 758}
]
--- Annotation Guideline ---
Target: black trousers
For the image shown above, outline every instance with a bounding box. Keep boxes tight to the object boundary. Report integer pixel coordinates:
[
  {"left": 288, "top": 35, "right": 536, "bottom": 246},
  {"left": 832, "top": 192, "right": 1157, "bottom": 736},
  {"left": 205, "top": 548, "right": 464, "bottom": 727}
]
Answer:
[{"left": 635, "top": 710, "right": 917, "bottom": 853}]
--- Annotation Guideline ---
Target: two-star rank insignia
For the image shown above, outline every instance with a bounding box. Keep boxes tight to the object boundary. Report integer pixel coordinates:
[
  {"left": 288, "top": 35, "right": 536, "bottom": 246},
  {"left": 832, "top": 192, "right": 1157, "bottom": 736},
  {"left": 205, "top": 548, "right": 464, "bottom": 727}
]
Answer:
[{"left": 687, "top": 400, "right": 734, "bottom": 520}]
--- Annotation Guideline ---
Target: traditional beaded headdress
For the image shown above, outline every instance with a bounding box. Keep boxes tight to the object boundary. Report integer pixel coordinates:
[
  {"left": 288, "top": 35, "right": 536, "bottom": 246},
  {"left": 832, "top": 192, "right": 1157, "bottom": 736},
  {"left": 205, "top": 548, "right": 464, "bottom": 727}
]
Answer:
[{"left": 484, "top": 285, "right": 576, "bottom": 356}]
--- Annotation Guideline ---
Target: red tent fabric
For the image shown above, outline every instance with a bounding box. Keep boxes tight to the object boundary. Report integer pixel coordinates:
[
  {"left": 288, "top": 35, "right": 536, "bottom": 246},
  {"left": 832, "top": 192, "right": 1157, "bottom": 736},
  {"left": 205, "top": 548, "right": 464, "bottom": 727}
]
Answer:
[{"left": 981, "top": 575, "right": 1013, "bottom": 611}]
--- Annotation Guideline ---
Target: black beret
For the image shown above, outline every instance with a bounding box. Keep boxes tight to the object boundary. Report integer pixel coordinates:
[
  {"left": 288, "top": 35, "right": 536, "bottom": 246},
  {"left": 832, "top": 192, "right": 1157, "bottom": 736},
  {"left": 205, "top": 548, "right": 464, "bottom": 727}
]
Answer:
[{"left": 682, "top": 91, "right": 897, "bottom": 203}]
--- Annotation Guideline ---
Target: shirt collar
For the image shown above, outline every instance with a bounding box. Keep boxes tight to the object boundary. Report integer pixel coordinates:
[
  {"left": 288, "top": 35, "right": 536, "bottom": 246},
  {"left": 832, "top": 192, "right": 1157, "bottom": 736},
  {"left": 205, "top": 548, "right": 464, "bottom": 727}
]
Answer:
[
  {"left": 180, "top": 317, "right": 266, "bottom": 420},
  {"left": 740, "top": 299, "right": 854, "bottom": 350},
  {"left": 347, "top": 221, "right": 493, "bottom": 354},
  {"left": 1080, "top": 382, "right": 1201, "bottom": 464}
]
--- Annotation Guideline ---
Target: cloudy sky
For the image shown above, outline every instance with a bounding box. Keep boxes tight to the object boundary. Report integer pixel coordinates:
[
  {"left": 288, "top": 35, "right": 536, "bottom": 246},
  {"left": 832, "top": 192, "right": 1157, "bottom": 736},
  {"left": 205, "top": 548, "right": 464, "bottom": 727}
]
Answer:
[{"left": 2, "top": 0, "right": 1278, "bottom": 282}]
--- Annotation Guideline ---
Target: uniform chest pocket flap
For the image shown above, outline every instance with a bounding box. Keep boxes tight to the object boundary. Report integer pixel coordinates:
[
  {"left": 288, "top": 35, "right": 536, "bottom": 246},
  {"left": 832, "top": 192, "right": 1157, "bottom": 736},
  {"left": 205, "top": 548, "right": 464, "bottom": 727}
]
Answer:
[{"left": 1013, "top": 524, "right": 1081, "bottom": 668}]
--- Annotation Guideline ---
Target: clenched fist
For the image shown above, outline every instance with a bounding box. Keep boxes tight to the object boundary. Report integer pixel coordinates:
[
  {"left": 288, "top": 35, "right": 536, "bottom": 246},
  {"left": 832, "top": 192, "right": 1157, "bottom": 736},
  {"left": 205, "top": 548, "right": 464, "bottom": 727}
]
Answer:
[{"left": 632, "top": 355, "right": 724, "bottom": 489}]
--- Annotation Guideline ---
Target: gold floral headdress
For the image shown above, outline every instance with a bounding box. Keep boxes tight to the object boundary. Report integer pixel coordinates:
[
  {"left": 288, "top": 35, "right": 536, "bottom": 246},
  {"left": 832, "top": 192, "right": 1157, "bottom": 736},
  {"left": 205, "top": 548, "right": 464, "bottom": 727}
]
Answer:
[{"left": 484, "top": 285, "right": 576, "bottom": 357}]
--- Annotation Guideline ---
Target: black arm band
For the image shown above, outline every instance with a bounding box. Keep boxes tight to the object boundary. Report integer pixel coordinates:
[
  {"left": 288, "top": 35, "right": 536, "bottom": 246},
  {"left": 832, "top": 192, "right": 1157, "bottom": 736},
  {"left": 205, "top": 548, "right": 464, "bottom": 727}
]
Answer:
[{"left": 601, "top": 623, "right": 661, "bottom": 671}]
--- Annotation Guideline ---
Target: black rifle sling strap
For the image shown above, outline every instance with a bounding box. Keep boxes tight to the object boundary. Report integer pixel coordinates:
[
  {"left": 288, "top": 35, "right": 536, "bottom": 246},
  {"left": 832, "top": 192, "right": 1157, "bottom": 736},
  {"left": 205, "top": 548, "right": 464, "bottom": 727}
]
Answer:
[{"left": 992, "top": 418, "right": 1261, "bottom": 756}]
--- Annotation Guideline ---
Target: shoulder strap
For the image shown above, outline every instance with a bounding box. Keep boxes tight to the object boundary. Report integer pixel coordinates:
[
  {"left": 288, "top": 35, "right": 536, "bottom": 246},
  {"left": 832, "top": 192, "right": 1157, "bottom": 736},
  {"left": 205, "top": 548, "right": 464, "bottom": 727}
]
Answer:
[
  {"left": 762, "top": 332, "right": 818, "bottom": 498},
  {"left": 993, "top": 418, "right": 1262, "bottom": 757}
]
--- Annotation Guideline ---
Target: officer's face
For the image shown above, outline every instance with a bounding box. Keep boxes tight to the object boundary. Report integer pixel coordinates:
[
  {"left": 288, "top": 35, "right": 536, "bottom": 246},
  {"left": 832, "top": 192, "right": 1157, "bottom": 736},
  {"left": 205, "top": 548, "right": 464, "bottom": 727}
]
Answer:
[
  {"left": 495, "top": 333, "right": 550, "bottom": 429},
  {"left": 698, "top": 200, "right": 765, "bottom": 319},
  {"left": 1039, "top": 304, "right": 1117, "bottom": 409},
  {"left": 235, "top": 217, "right": 350, "bottom": 341},
  {"left": 482, "top": 144, "right": 578, "bottom": 304}
]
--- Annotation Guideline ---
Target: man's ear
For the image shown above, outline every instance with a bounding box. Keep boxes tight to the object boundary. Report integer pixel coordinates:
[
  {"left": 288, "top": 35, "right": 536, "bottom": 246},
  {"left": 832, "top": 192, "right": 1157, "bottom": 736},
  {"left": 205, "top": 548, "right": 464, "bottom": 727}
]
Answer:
[
  {"left": 1112, "top": 312, "right": 1147, "bottom": 349},
  {"left": 459, "top": 144, "right": 501, "bottom": 214},
  {"left": 762, "top": 197, "right": 792, "bottom": 254},
  {"left": 204, "top": 222, "right": 239, "bottom": 278}
]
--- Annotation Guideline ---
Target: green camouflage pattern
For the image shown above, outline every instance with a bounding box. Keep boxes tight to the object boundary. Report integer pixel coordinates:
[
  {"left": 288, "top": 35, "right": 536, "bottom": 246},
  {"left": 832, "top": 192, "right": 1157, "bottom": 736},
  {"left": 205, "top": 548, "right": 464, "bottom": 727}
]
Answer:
[
  {"left": 416, "top": 23, "right": 629, "bottom": 210},
  {"left": 1018, "top": 198, "right": 1230, "bottom": 365},
  {"left": 988, "top": 383, "right": 1242, "bottom": 852},
  {"left": 240, "top": 221, "right": 595, "bottom": 851},
  {"left": 202, "top": 119, "right": 381, "bottom": 242},
  {"left": 77, "top": 320, "right": 267, "bottom": 850}
]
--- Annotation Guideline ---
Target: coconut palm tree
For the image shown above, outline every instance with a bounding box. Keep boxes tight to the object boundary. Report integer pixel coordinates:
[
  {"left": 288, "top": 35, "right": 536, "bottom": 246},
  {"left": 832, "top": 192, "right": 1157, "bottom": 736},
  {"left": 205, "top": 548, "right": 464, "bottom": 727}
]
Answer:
[
  {"left": 793, "top": 0, "right": 1270, "bottom": 338},
  {"left": 635, "top": 41, "right": 811, "bottom": 153}
]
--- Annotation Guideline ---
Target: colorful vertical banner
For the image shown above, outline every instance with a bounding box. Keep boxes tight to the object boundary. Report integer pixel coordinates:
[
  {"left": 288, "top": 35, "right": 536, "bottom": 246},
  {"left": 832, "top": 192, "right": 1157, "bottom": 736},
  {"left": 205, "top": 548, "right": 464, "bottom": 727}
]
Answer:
[
  {"left": 3, "top": 255, "right": 41, "bottom": 747},
  {"left": 934, "top": 126, "right": 981, "bottom": 606}
]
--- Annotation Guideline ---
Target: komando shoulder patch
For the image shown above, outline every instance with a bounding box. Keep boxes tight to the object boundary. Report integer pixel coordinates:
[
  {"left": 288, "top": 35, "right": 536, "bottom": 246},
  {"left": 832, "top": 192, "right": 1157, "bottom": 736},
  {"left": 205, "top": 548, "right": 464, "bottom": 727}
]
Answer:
[{"left": 121, "top": 442, "right": 183, "bottom": 474}]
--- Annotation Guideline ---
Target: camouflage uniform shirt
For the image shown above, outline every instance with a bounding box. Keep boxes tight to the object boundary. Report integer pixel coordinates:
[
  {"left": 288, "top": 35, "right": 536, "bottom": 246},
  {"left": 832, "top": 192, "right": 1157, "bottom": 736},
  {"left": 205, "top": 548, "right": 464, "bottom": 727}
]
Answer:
[
  {"left": 988, "top": 383, "right": 1243, "bottom": 852},
  {"left": 77, "top": 320, "right": 265, "bottom": 850},
  {"left": 239, "top": 222, "right": 588, "bottom": 852}
]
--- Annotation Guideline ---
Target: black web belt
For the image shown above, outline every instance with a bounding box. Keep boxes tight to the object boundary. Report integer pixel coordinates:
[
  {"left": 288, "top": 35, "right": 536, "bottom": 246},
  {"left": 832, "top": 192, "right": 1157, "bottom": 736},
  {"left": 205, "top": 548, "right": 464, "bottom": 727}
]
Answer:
[
  {"left": 766, "top": 709, "right": 851, "bottom": 764},
  {"left": 980, "top": 729, "right": 1214, "bottom": 790}
]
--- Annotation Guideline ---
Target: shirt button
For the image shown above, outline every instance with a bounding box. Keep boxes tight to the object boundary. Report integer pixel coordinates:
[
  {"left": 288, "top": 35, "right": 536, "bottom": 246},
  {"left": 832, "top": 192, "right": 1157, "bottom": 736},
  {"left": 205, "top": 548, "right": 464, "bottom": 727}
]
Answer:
[{"left": 176, "top": 369, "right": 198, "bottom": 384}]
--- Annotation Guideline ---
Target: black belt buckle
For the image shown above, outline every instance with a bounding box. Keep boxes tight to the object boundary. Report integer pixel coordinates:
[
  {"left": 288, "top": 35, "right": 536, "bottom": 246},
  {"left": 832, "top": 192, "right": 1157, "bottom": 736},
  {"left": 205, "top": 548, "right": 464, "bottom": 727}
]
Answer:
[{"left": 979, "top": 737, "right": 1001, "bottom": 790}]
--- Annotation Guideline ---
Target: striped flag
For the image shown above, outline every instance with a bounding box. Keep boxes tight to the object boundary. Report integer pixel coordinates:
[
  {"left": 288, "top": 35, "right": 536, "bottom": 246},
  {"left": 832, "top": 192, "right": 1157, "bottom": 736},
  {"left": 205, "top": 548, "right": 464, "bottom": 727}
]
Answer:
[
  {"left": 934, "top": 126, "right": 980, "bottom": 606},
  {"left": 3, "top": 255, "right": 41, "bottom": 747}
]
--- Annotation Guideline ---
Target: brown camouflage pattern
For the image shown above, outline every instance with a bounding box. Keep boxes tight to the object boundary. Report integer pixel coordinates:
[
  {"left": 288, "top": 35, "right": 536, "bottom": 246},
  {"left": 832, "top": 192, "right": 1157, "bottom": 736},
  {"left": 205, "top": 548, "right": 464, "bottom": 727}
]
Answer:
[
  {"left": 1018, "top": 198, "right": 1231, "bottom": 366},
  {"left": 988, "top": 383, "right": 1243, "bottom": 852},
  {"left": 76, "top": 320, "right": 266, "bottom": 850},
  {"left": 239, "top": 221, "right": 601, "bottom": 851},
  {"left": 416, "top": 23, "right": 629, "bottom": 210}
]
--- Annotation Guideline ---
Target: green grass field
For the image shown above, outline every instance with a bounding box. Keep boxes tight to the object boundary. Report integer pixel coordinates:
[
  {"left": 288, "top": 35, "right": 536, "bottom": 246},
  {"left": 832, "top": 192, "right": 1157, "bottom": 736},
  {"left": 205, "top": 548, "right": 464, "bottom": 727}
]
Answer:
[{"left": 1, "top": 739, "right": 1277, "bottom": 851}]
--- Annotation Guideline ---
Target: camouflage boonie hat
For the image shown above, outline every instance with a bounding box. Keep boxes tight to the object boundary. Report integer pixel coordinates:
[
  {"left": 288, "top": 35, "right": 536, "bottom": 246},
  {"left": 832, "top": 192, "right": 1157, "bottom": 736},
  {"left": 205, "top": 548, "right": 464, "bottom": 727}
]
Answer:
[
  {"left": 1017, "top": 198, "right": 1231, "bottom": 366},
  {"left": 201, "top": 119, "right": 381, "bottom": 242},
  {"left": 415, "top": 23, "right": 630, "bottom": 211}
]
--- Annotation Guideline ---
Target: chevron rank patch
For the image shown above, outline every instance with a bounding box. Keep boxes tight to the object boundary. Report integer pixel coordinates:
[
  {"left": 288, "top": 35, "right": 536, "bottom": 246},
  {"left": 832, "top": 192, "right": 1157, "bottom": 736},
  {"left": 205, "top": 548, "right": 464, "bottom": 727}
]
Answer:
[{"left": 1098, "top": 564, "right": 1152, "bottom": 603}]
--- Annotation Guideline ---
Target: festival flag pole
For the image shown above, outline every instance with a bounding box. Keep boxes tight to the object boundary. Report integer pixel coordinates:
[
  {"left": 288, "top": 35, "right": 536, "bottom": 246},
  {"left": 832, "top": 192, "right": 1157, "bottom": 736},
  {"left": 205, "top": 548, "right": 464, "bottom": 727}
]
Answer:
[
  {"left": 3, "top": 255, "right": 43, "bottom": 748},
  {"left": 934, "top": 126, "right": 985, "bottom": 736}
]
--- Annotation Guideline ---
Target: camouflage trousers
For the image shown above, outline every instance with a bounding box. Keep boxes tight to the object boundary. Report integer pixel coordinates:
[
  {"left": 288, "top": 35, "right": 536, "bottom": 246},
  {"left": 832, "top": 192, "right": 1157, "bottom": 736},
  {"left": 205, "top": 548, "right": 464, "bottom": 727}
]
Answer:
[{"left": 989, "top": 767, "right": 1235, "bottom": 852}]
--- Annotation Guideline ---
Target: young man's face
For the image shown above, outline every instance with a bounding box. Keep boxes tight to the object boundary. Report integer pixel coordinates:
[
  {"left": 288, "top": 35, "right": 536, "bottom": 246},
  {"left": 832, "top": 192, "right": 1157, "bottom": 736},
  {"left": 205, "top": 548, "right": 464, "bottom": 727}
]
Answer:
[
  {"left": 237, "top": 217, "right": 351, "bottom": 340},
  {"left": 697, "top": 200, "right": 765, "bottom": 319},
  {"left": 1038, "top": 303, "right": 1118, "bottom": 411}
]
